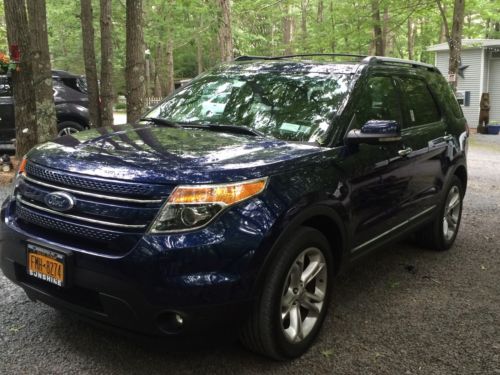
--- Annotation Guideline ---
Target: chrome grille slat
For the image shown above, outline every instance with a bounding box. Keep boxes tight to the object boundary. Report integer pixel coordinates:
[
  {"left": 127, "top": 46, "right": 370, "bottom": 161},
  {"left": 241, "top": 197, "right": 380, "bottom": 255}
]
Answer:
[
  {"left": 16, "top": 197, "right": 146, "bottom": 229},
  {"left": 26, "top": 162, "right": 154, "bottom": 196},
  {"left": 22, "top": 175, "right": 163, "bottom": 204},
  {"left": 15, "top": 204, "right": 123, "bottom": 242}
]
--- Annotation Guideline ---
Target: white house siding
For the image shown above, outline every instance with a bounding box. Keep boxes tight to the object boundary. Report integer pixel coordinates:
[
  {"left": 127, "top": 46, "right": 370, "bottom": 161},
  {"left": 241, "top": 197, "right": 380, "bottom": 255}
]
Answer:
[
  {"left": 434, "top": 49, "right": 483, "bottom": 126},
  {"left": 489, "top": 58, "right": 500, "bottom": 122}
]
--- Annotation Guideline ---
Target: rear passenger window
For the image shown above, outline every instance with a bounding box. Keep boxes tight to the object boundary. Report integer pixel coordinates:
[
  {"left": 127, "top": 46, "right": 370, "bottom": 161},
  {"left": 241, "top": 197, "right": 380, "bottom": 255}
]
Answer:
[{"left": 399, "top": 77, "right": 441, "bottom": 126}]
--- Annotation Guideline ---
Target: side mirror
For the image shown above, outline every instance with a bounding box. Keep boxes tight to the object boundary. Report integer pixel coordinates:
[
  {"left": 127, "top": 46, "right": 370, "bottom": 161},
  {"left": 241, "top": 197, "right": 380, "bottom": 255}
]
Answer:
[{"left": 346, "top": 120, "right": 401, "bottom": 145}]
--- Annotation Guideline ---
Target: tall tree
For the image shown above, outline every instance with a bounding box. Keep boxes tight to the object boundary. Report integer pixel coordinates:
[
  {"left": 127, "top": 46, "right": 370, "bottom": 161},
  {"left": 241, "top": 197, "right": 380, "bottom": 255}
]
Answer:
[
  {"left": 165, "top": 0, "right": 175, "bottom": 96},
  {"left": 80, "top": 0, "right": 101, "bottom": 128},
  {"left": 126, "top": 0, "right": 145, "bottom": 122},
  {"left": 371, "top": 0, "right": 384, "bottom": 56},
  {"left": 4, "top": 0, "right": 38, "bottom": 156},
  {"left": 283, "top": 4, "right": 294, "bottom": 55},
  {"left": 27, "top": 0, "right": 57, "bottom": 143},
  {"left": 436, "top": 0, "right": 466, "bottom": 91},
  {"left": 100, "top": 0, "right": 114, "bottom": 128},
  {"left": 217, "top": 0, "right": 233, "bottom": 62}
]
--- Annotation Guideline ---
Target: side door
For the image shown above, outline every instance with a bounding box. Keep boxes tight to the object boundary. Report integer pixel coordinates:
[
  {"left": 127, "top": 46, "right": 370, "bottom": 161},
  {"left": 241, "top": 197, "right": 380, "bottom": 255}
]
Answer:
[
  {"left": 0, "top": 76, "right": 15, "bottom": 144},
  {"left": 344, "top": 74, "right": 414, "bottom": 254},
  {"left": 396, "top": 75, "right": 448, "bottom": 215}
]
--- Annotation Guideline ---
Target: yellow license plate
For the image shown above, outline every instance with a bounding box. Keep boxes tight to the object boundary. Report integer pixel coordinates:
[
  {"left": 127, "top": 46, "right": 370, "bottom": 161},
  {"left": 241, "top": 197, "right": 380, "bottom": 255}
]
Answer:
[{"left": 27, "top": 244, "right": 65, "bottom": 287}]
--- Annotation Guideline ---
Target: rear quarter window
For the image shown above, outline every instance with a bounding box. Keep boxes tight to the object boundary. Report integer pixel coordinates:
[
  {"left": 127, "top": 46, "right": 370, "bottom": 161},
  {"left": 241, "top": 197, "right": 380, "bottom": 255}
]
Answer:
[{"left": 427, "top": 72, "right": 464, "bottom": 119}]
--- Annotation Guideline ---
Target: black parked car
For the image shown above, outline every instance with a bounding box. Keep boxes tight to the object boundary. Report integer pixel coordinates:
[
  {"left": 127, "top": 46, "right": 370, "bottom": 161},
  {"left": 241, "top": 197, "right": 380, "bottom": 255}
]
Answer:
[
  {"left": 0, "top": 70, "right": 89, "bottom": 149},
  {"left": 1, "top": 54, "right": 468, "bottom": 360}
]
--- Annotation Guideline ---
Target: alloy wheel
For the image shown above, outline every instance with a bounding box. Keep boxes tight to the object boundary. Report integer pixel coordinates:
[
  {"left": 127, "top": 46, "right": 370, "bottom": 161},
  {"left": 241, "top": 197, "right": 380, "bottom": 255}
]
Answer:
[
  {"left": 443, "top": 185, "right": 461, "bottom": 241},
  {"left": 280, "top": 247, "right": 327, "bottom": 343}
]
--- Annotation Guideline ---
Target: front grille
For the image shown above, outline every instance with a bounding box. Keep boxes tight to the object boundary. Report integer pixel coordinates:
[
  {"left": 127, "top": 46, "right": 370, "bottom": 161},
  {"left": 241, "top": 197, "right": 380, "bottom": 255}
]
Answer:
[
  {"left": 26, "top": 162, "right": 155, "bottom": 197},
  {"left": 16, "top": 203, "right": 122, "bottom": 242},
  {"left": 14, "top": 162, "right": 173, "bottom": 256}
]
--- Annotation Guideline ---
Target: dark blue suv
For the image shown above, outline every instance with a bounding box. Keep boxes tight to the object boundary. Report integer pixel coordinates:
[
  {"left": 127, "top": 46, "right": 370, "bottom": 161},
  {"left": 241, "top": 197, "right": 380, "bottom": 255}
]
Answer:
[{"left": 0, "top": 55, "right": 468, "bottom": 359}]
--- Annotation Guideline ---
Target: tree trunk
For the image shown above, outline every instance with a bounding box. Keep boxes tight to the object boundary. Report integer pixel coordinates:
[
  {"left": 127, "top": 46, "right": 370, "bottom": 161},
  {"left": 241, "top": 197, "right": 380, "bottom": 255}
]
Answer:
[
  {"left": 283, "top": 4, "right": 294, "bottom": 55},
  {"left": 448, "top": 0, "right": 465, "bottom": 91},
  {"left": 317, "top": 0, "right": 324, "bottom": 23},
  {"left": 165, "top": 38, "right": 174, "bottom": 95},
  {"left": 100, "top": 0, "right": 114, "bottom": 128},
  {"left": 407, "top": 17, "right": 415, "bottom": 60},
  {"left": 4, "top": 0, "right": 38, "bottom": 157},
  {"left": 217, "top": 0, "right": 233, "bottom": 62},
  {"left": 80, "top": 0, "right": 101, "bottom": 128},
  {"left": 165, "top": 0, "right": 175, "bottom": 96},
  {"left": 436, "top": 0, "right": 465, "bottom": 91},
  {"left": 153, "top": 43, "right": 162, "bottom": 97},
  {"left": 196, "top": 36, "right": 204, "bottom": 75},
  {"left": 301, "top": 0, "right": 308, "bottom": 46},
  {"left": 382, "top": 6, "right": 389, "bottom": 55},
  {"left": 145, "top": 52, "right": 150, "bottom": 97},
  {"left": 125, "top": 0, "right": 145, "bottom": 123},
  {"left": 371, "top": 0, "right": 384, "bottom": 56},
  {"left": 27, "top": 0, "right": 57, "bottom": 143}
]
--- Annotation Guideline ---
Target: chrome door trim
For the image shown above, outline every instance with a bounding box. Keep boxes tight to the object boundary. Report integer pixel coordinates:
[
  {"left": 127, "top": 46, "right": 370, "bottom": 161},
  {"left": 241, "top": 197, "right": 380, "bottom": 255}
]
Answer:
[{"left": 352, "top": 205, "right": 436, "bottom": 253}]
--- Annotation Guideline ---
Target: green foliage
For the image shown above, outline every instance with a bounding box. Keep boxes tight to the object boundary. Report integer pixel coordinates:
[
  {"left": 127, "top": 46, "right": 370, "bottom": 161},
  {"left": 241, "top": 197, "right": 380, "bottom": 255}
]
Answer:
[{"left": 0, "top": 0, "right": 498, "bottom": 94}]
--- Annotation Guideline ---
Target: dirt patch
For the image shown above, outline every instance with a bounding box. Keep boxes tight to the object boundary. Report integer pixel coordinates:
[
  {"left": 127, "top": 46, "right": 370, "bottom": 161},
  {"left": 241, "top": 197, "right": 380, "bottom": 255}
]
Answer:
[{"left": 0, "top": 156, "right": 18, "bottom": 186}]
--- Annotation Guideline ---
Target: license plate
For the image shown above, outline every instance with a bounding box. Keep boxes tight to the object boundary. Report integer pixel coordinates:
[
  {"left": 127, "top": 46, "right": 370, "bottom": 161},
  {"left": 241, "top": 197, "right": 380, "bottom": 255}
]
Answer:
[{"left": 27, "top": 243, "right": 66, "bottom": 287}]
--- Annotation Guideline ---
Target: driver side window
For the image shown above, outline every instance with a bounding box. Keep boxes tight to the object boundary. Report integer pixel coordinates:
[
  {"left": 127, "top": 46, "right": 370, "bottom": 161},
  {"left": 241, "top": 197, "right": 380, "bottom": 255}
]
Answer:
[{"left": 355, "top": 76, "right": 402, "bottom": 128}]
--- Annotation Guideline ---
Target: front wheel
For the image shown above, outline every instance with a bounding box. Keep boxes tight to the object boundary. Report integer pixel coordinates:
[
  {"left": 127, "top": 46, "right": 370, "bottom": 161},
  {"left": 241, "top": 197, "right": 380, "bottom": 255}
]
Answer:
[{"left": 240, "top": 226, "right": 333, "bottom": 360}]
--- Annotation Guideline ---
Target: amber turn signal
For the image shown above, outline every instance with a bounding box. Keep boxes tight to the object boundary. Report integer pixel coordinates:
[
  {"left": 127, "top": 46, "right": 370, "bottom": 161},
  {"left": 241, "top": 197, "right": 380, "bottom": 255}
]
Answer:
[
  {"left": 168, "top": 178, "right": 268, "bottom": 205},
  {"left": 18, "top": 157, "right": 27, "bottom": 175}
]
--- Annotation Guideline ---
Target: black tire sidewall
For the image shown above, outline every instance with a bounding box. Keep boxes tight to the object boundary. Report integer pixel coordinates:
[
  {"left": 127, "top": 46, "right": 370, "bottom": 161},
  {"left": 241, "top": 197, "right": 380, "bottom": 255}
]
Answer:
[
  {"left": 434, "top": 175, "right": 464, "bottom": 250},
  {"left": 261, "top": 226, "right": 334, "bottom": 359},
  {"left": 57, "top": 121, "right": 84, "bottom": 135}
]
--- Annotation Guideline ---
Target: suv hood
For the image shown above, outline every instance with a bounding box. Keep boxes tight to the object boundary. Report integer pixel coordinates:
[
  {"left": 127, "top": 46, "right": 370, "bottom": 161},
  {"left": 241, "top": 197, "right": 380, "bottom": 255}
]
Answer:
[{"left": 27, "top": 124, "right": 328, "bottom": 184}]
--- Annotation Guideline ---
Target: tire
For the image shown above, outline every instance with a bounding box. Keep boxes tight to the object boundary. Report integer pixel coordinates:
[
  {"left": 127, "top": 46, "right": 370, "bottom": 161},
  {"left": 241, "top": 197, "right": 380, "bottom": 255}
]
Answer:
[
  {"left": 57, "top": 121, "right": 84, "bottom": 137},
  {"left": 240, "top": 226, "right": 333, "bottom": 360},
  {"left": 416, "top": 175, "right": 464, "bottom": 251}
]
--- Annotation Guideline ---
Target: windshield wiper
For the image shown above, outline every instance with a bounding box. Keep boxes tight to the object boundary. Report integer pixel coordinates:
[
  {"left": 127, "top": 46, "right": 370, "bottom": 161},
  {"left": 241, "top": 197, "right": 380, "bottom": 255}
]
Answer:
[
  {"left": 139, "top": 117, "right": 180, "bottom": 128},
  {"left": 179, "top": 122, "right": 264, "bottom": 137}
]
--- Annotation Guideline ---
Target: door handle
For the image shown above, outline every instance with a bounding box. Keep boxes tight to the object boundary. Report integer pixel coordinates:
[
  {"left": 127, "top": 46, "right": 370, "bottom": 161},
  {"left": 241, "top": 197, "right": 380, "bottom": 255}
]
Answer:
[
  {"left": 444, "top": 134, "right": 453, "bottom": 141},
  {"left": 398, "top": 147, "right": 412, "bottom": 157}
]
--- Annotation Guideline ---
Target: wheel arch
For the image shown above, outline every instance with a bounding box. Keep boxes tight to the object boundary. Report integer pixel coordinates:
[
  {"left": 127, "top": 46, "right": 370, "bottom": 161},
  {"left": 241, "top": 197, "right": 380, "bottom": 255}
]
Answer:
[
  {"left": 454, "top": 164, "right": 467, "bottom": 193},
  {"left": 252, "top": 204, "right": 348, "bottom": 296}
]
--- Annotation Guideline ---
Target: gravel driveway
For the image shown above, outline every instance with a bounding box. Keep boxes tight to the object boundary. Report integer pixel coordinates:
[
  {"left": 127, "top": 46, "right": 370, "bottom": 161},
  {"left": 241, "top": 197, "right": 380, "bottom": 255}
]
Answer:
[{"left": 1, "top": 134, "right": 499, "bottom": 374}]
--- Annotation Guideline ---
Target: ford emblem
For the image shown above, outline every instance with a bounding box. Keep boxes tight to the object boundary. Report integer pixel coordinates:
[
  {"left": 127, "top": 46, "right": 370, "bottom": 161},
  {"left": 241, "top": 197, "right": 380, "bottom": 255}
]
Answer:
[{"left": 44, "top": 191, "right": 76, "bottom": 212}]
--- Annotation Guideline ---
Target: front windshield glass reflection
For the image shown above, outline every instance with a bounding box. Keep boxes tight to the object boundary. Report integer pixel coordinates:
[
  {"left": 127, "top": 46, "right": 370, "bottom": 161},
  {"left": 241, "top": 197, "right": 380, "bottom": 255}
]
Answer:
[{"left": 146, "top": 71, "right": 351, "bottom": 143}]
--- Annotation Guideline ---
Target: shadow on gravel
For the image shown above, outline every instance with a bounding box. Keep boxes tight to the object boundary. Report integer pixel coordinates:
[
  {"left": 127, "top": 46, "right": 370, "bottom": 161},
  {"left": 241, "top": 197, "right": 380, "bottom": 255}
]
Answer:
[{"left": 46, "top": 238, "right": 434, "bottom": 370}]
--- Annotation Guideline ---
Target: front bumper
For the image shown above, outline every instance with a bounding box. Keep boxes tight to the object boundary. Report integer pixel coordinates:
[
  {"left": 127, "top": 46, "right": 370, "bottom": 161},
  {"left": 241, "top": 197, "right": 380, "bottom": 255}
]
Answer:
[{"left": 0, "top": 197, "right": 273, "bottom": 337}]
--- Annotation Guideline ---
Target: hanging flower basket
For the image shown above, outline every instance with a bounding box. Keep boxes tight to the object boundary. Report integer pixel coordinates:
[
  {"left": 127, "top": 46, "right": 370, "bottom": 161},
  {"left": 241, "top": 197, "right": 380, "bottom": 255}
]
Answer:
[{"left": 0, "top": 52, "right": 17, "bottom": 76}]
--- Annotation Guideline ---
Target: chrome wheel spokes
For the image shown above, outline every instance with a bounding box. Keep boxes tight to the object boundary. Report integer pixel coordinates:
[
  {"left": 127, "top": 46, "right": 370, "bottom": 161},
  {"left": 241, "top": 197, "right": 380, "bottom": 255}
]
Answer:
[
  {"left": 443, "top": 185, "right": 461, "bottom": 241},
  {"left": 58, "top": 127, "right": 79, "bottom": 137},
  {"left": 281, "top": 247, "right": 327, "bottom": 343}
]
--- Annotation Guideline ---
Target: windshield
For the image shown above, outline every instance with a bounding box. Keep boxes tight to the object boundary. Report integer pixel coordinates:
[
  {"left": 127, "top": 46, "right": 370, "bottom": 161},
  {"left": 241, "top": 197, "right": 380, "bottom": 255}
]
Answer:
[{"left": 145, "top": 70, "right": 351, "bottom": 143}]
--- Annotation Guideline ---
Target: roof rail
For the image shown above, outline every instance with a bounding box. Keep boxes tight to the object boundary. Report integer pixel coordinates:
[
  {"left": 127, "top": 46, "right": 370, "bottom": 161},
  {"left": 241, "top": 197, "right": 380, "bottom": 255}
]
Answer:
[
  {"left": 235, "top": 53, "right": 367, "bottom": 62},
  {"left": 363, "top": 56, "right": 436, "bottom": 70}
]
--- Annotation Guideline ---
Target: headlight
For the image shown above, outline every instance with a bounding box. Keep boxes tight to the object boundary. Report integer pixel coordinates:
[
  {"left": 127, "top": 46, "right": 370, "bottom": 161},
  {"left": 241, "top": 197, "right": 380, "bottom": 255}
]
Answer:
[{"left": 149, "top": 177, "right": 268, "bottom": 233}]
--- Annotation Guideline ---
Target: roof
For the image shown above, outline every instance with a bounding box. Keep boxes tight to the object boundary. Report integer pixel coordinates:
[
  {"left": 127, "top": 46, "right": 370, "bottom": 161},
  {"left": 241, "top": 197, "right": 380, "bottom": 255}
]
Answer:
[
  {"left": 228, "top": 54, "right": 436, "bottom": 74},
  {"left": 427, "top": 39, "right": 500, "bottom": 52},
  {"left": 51, "top": 70, "right": 82, "bottom": 78}
]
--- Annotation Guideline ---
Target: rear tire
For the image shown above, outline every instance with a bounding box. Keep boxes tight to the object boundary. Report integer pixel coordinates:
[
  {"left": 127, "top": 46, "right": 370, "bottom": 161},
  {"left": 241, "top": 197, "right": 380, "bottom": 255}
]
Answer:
[
  {"left": 240, "top": 226, "right": 333, "bottom": 360},
  {"left": 416, "top": 175, "right": 464, "bottom": 251},
  {"left": 57, "top": 121, "right": 84, "bottom": 137}
]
